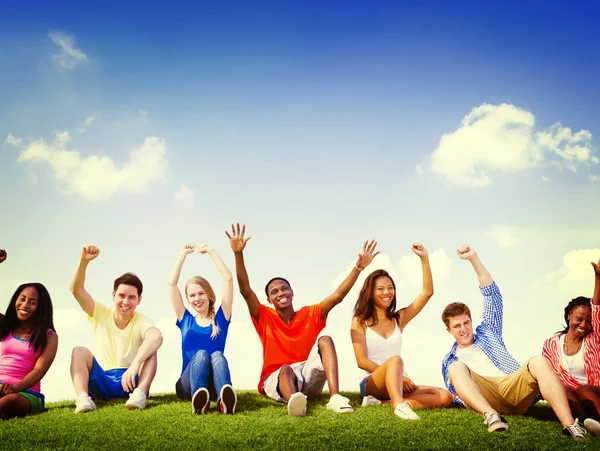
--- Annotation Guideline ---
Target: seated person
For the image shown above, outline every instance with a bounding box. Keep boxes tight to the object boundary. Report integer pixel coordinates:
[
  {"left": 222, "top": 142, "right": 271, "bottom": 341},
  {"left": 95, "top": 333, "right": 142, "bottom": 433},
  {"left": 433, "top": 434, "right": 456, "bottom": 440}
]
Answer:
[
  {"left": 351, "top": 243, "right": 453, "bottom": 421},
  {"left": 441, "top": 245, "right": 588, "bottom": 441},
  {"left": 168, "top": 243, "right": 237, "bottom": 415},
  {"left": 542, "top": 257, "right": 600, "bottom": 436},
  {"left": 69, "top": 245, "right": 163, "bottom": 412},
  {"left": 0, "top": 279, "right": 58, "bottom": 419},
  {"left": 227, "top": 223, "right": 378, "bottom": 416}
]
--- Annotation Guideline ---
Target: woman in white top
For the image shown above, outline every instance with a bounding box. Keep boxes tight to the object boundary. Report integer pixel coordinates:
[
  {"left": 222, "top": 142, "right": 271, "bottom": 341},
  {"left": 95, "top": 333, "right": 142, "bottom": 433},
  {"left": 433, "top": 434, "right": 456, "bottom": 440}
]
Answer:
[{"left": 350, "top": 243, "right": 453, "bottom": 420}]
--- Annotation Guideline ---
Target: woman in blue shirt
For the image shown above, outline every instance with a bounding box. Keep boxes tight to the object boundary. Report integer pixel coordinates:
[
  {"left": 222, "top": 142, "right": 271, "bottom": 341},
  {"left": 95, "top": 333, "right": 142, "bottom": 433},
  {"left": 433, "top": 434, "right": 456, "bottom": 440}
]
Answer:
[{"left": 168, "top": 243, "right": 236, "bottom": 414}]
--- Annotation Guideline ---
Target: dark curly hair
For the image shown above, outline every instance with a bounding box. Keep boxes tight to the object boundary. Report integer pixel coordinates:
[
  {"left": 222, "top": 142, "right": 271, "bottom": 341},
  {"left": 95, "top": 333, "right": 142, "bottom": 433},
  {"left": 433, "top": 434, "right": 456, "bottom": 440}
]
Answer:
[{"left": 557, "top": 296, "right": 592, "bottom": 335}]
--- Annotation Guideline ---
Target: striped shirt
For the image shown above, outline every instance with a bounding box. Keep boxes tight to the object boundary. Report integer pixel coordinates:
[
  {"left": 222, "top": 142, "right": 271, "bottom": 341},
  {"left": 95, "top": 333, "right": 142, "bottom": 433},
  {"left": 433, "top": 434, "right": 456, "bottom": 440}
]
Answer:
[
  {"left": 542, "top": 304, "right": 600, "bottom": 389},
  {"left": 441, "top": 282, "right": 523, "bottom": 406}
]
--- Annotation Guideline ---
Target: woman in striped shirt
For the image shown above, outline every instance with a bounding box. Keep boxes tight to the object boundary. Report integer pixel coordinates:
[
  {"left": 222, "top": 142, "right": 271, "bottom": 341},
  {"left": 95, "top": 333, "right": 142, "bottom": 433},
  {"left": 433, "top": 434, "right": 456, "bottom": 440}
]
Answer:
[{"left": 542, "top": 258, "right": 600, "bottom": 434}]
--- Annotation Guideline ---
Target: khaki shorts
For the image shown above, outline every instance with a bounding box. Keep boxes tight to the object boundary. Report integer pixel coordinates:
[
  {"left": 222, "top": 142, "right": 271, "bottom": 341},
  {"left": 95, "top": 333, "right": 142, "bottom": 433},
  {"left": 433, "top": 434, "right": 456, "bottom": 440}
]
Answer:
[{"left": 453, "top": 358, "right": 540, "bottom": 415}]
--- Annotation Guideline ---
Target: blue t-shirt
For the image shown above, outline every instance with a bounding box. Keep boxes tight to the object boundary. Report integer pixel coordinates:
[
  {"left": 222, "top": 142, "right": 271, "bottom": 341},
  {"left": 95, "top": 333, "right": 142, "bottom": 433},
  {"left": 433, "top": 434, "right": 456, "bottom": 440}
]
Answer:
[{"left": 176, "top": 306, "right": 230, "bottom": 375}]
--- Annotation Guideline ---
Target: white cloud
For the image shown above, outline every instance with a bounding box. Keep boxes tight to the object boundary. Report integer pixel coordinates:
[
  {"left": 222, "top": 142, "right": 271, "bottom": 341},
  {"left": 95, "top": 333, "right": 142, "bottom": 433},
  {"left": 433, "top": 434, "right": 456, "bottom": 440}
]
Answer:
[
  {"left": 76, "top": 116, "right": 95, "bottom": 133},
  {"left": 4, "top": 133, "right": 22, "bottom": 147},
  {"left": 48, "top": 30, "right": 88, "bottom": 69},
  {"left": 430, "top": 103, "right": 596, "bottom": 187},
  {"left": 415, "top": 164, "right": 424, "bottom": 176},
  {"left": 590, "top": 175, "right": 600, "bottom": 182},
  {"left": 486, "top": 225, "right": 521, "bottom": 248},
  {"left": 542, "top": 176, "right": 549, "bottom": 182},
  {"left": 173, "top": 184, "right": 196, "bottom": 208},
  {"left": 18, "top": 131, "right": 169, "bottom": 200},
  {"left": 542, "top": 248, "right": 600, "bottom": 297}
]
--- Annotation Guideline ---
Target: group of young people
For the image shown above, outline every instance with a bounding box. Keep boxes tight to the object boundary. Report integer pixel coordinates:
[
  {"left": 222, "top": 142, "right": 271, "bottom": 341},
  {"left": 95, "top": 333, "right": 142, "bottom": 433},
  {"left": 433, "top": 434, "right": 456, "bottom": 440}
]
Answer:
[{"left": 1, "top": 229, "right": 599, "bottom": 441}]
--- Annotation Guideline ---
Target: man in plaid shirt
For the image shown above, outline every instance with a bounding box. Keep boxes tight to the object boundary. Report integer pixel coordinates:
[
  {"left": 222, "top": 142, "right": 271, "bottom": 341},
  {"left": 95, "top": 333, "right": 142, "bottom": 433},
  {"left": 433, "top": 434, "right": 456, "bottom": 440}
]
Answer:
[{"left": 440, "top": 245, "right": 588, "bottom": 441}]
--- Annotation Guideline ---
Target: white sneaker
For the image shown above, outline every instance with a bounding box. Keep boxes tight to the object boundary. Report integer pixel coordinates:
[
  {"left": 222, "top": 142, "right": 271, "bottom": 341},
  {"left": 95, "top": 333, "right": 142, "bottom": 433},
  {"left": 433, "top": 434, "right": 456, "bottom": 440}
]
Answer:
[
  {"left": 287, "top": 392, "right": 307, "bottom": 417},
  {"left": 584, "top": 418, "right": 600, "bottom": 437},
  {"left": 361, "top": 395, "right": 382, "bottom": 407},
  {"left": 74, "top": 394, "right": 96, "bottom": 413},
  {"left": 192, "top": 387, "right": 210, "bottom": 415},
  {"left": 326, "top": 394, "right": 354, "bottom": 414},
  {"left": 125, "top": 388, "right": 147, "bottom": 410},
  {"left": 394, "top": 401, "right": 420, "bottom": 420}
]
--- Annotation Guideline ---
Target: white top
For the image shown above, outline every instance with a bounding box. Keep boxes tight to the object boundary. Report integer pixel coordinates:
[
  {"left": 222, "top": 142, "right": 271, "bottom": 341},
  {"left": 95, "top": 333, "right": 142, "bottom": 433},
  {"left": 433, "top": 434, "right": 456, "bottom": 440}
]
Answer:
[
  {"left": 455, "top": 344, "right": 507, "bottom": 378},
  {"left": 560, "top": 334, "right": 588, "bottom": 385},
  {"left": 359, "top": 322, "right": 408, "bottom": 381}
]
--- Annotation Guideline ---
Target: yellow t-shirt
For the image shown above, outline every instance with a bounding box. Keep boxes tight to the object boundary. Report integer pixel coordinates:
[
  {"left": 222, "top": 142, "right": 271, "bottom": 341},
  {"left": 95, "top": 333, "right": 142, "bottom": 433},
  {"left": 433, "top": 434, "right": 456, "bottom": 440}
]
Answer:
[{"left": 88, "top": 302, "right": 155, "bottom": 370}]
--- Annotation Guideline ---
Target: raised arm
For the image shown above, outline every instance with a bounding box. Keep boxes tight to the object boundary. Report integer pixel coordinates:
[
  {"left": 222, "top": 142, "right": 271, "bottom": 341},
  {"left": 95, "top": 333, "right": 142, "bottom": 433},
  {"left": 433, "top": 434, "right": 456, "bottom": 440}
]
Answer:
[
  {"left": 226, "top": 223, "right": 260, "bottom": 321},
  {"left": 457, "top": 245, "right": 503, "bottom": 334},
  {"left": 457, "top": 245, "right": 492, "bottom": 287},
  {"left": 69, "top": 245, "right": 99, "bottom": 316},
  {"left": 168, "top": 244, "right": 195, "bottom": 321},
  {"left": 398, "top": 243, "right": 434, "bottom": 331},
  {"left": 121, "top": 327, "right": 163, "bottom": 392},
  {"left": 320, "top": 240, "right": 379, "bottom": 319},
  {"left": 6, "top": 331, "right": 59, "bottom": 394},
  {"left": 592, "top": 259, "right": 600, "bottom": 306},
  {"left": 198, "top": 244, "right": 234, "bottom": 321},
  {"left": 0, "top": 248, "right": 6, "bottom": 264}
]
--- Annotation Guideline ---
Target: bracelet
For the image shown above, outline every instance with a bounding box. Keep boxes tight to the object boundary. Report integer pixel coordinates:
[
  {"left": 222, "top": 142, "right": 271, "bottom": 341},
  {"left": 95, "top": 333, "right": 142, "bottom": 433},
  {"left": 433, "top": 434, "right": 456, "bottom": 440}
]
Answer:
[{"left": 355, "top": 264, "right": 364, "bottom": 272}]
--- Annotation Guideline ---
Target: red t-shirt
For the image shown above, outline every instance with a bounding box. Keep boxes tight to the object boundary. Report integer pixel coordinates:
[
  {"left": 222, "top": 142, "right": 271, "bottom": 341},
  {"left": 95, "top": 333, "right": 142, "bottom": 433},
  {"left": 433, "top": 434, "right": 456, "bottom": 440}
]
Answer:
[{"left": 252, "top": 303, "right": 326, "bottom": 394}]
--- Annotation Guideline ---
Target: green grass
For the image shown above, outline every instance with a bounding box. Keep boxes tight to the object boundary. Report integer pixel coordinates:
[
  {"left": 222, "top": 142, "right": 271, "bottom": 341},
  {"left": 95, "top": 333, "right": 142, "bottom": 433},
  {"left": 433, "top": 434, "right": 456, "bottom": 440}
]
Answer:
[{"left": 0, "top": 392, "right": 597, "bottom": 450}]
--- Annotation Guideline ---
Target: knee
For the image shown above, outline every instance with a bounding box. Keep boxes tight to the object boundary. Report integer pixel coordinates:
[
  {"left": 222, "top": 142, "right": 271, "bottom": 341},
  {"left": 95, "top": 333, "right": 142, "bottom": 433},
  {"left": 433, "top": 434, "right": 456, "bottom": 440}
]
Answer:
[
  {"left": 387, "top": 355, "right": 403, "bottom": 367},
  {"left": 279, "top": 365, "right": 294, "bottom": 380},
  {"left": 448, "top": 361, "right": 467, "bottom": 376},
  {"left": 527, "top": 355, "right": 550, "bottom": 376},
  {"left": 211, "top": 351, "right": 224, "bottom": 361},
  {"left": 71, "top": 346, "right": 92, "bottom": 362},
  {"left": 440, "top": 390, "right": 455, "bottom": 407},
  {"left": 317, "top": 335, "right": 334, "bottom": 350}
]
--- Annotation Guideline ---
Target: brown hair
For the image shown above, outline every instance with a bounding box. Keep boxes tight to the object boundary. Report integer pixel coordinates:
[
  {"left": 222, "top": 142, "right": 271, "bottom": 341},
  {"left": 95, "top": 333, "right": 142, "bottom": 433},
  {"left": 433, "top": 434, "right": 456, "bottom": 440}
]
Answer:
[
  {"left": 353, "top": 269, "right": 399, "bottom": 327},
  {"left": 185, "top": 276, "right": 219, "bottom": 338},
  {"left": 113, "top": 273, "right": 143, "bottom": 296},
  {"left": 441, "top": 302, "right": 471, "bottom": 328}
]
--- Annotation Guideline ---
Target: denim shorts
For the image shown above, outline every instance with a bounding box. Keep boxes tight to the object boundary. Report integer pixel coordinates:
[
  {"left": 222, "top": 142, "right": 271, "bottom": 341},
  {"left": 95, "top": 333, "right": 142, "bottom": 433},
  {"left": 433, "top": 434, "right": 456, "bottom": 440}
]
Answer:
[{"left": 359, "top": 375, "right": 370, "bottom": 398}]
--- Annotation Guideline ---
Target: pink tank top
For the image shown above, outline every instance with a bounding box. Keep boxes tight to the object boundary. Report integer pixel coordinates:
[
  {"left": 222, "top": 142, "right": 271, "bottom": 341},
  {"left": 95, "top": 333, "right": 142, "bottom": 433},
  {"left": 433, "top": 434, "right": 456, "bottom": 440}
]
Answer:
[{"left": 0, "top": 332, "right": 45, "bottom": 393}]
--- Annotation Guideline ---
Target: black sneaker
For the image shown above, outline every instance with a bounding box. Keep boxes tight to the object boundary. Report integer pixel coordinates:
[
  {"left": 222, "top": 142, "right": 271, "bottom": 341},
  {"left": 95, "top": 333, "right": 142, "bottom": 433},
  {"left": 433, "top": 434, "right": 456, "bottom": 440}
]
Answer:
[
  {"left": 191, "top": 387, "right": 210, "bottom": 415},
  {"left": 483, "top": 411, "right": 508, "bottom": 432},
  {"left": 219, "top": 384, "right": 237, "bottom": 414}
]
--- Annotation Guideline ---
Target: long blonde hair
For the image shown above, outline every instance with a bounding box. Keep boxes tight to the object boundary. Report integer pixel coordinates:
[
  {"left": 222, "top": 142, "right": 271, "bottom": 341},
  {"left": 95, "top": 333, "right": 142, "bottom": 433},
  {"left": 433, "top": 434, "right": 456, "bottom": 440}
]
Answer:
[{"left": 185, "top": 276, "right": 220, "bottom": 339}]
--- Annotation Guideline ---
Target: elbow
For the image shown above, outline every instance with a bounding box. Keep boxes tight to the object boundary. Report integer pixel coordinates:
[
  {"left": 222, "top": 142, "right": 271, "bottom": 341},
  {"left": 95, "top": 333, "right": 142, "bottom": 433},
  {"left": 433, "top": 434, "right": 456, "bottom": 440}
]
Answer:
[
  {"left": 224, "top": 273, "right": 234, "bottom": 283},
  {"left": 424, "top": 288, "right": 434, "bottom": 298}
]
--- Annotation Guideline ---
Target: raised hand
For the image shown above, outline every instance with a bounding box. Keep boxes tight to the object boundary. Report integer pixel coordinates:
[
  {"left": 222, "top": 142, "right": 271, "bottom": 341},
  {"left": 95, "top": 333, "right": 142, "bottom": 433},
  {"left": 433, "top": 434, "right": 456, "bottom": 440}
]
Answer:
[
  {"left": 457, "top": 245, "right": 477, "bottom": 260},
  {"left": 197, "top": 244, "right": 213, "bottom": 254},
  {"left": 225, "top": 223, "right": 251, "bottom": 253},
  {"left": 411, "top": 243, "right": 428, "bottom": 258},
  {"left": 356, "top": 240, "right": 380, "bottom": 270},
  {"left": 80, "top": 245, "right": 100, "bottom": 261},
  {"left": 181, "top": 243, "right": 195, "bottom": 255},
  {"left": 0, "top": 249, "right": 6, "bottom": 264},
  {"left": 592, "top": 258, "right": 600, "bottom": 277}
]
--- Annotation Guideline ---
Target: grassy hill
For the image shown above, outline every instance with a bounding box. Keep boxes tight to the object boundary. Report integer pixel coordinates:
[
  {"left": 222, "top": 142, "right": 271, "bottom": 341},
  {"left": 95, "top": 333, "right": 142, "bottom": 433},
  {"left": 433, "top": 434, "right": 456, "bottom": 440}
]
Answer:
[{"left": 0, "top": 391, "right": 597, "bottom": 450}]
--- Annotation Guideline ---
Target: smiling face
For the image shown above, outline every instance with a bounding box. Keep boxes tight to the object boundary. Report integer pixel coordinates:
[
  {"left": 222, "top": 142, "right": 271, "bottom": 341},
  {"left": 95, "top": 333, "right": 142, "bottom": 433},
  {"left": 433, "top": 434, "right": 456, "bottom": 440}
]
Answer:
[
  {"left": 567, "top": 305, "right": 592, "bottom": 340},
  {"left": 15, "top": 286, "right": 39, "bottom": 323},
  {"left": 446, "top": 313, "right": 474, "bottom": 348},
  {"left": 266, "top": 279, "right": 294, "bottom": 311},
  {"left": 372, "top": 276, "right": 395, "bottom": 310},
  {"left": 112, "top": 284, "right": 141, "bottom": 317},
  {"left": 186, "top": 283, "right": 211, "bottom": 316}
]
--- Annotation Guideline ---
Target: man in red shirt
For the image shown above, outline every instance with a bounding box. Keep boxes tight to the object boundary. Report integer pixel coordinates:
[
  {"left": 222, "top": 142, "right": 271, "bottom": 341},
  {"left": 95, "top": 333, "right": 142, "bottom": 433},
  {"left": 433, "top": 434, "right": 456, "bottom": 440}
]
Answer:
[{"left": 227, "top": 223, "right": 378, "bottom": 416}]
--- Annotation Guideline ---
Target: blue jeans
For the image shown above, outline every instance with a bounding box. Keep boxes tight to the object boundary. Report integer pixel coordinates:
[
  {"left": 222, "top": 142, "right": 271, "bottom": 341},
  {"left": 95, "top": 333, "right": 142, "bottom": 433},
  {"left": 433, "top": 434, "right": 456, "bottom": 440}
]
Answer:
[{"left": 175, "top": 350, "right": 232, "bottom": 402}]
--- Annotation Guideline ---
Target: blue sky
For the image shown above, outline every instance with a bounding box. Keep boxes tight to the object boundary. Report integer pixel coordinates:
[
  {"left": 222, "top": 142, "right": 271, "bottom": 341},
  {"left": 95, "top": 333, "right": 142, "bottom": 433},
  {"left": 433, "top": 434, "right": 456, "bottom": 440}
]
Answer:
[{"left": 1, "top": 0, "right": 599, "bottom": 401}]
